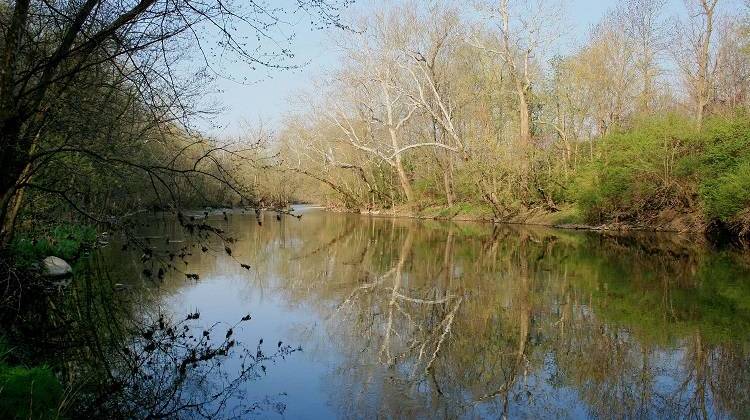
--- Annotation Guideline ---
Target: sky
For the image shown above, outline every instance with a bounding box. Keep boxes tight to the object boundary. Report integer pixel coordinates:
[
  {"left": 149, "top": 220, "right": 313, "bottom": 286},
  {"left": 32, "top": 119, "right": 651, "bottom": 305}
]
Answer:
[{"left": 197, "top": 0, "right": 744, "bottom": 138}]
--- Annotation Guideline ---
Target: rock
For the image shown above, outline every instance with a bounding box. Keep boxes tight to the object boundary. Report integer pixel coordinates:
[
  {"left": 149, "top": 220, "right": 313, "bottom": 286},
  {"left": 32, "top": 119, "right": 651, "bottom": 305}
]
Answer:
[{"left": 42, "top": 256, "right": 72, "bottom": 277}]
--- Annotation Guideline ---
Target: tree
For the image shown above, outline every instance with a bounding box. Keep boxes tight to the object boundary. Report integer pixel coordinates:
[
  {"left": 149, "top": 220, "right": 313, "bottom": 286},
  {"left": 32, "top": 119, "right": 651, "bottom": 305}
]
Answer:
[
  {"left": 400, "top": 4, "right": 467, "bottom": 206},
  {"left": 621, "top": 0, "right": 668, "bottom": 113},
  {"left": 0, "top": 0, "right": 350, "bottom": 246},
  {"left": 714, "top": 16, "right": 750, "bottom": 110},
  {"left": 471, "top": 0, "right": 564, "bottom": 148},
  {"left": 675, "top": 0, "right": 721, "bottom": 127},
  {"left": 323, "top": 5, "right": 463, "bottom": 204},
  {"left": 573, "top": 15, "right": 639, "bottom": 136}
]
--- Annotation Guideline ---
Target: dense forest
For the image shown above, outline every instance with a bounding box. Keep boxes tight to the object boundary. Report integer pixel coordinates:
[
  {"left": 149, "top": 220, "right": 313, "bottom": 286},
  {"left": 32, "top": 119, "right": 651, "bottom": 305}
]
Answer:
[
  {"left": 258, "top": 0, "right": 750, "bottom": 238},
  {"left": 2, "top": 0, "right": 750, "bottom": 245}
]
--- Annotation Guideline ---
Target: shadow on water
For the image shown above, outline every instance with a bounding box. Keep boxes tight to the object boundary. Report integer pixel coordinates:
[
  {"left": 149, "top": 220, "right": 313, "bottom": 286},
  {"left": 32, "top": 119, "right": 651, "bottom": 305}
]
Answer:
[{"left": 4, "top": 207, "right": 750, "bottom": 418}]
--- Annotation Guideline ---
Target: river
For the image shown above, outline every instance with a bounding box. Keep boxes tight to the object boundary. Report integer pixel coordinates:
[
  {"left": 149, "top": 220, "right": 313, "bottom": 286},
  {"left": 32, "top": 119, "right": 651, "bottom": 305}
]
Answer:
[{"left": 86, "top": 206, "right": 750, "bottom": 418}]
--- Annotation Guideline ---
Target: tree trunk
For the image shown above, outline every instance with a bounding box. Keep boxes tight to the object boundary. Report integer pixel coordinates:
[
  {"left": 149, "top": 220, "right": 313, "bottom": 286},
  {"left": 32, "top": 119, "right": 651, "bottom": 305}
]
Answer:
[
  {"left": 517, "top": 82, "right": 531, "bottom": 146},
  {"left": 394, "top": 155, "right": 414, "bottom": 203},
  {"left": 516, "top": 81, "right": 532, "bottom": 198},
  {"left": 641, "top": 66, "right": 652, "bottom": 113},
  {"left": 388, "top": 123, "right": 413, "bottom": 203},
  {"left": 443, "top": 152, "right": 454, "bottom": 207},
  {"left": 443, "top": 168, "right": 454, "bottom": 207},
  {"left": 0, "top": 186, "right": 25, "bottom": 248},
  {"left": 695, "top": 1, "right": 716, "bottom": 129},
  {"left": 0, "top": 125, "right": 33, "bottom": 248}
]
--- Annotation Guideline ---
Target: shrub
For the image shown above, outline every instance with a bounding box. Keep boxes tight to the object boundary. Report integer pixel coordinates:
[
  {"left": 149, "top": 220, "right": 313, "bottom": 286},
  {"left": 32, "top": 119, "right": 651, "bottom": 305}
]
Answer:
[
  {"left": 572, "top": 114, "right": 695, "bottom": 223},
  {"left": 690, "top": 116, "right": 750, "bottom": 221}
]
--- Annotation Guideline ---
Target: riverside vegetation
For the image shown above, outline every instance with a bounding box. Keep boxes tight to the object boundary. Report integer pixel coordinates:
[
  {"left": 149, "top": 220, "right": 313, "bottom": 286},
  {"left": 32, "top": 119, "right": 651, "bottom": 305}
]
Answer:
[
  {"left": 258, "top": 0, "right": 750, "bottom": 241},
  {"left": 2, "top": 0, "right": 750, "bottom": 418},
  {"left": 0, "top": 0, "right": 350, "bottom": 418}
]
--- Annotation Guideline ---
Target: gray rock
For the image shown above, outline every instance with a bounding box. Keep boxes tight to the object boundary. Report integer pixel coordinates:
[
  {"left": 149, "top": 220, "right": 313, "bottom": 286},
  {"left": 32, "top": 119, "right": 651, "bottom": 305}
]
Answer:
[{"left": 42, "top": 256, "right": 72, "bottom": 277}]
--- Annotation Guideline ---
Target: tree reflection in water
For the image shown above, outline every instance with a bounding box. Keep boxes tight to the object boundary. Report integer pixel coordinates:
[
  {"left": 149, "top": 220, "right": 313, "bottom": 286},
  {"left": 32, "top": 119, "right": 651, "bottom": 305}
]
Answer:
[
  {"left": 88, "top": 209, "right": 750, "bottom": 418},
  {"left": 223, "top": 211, "right": 748, "bottom": 419}
]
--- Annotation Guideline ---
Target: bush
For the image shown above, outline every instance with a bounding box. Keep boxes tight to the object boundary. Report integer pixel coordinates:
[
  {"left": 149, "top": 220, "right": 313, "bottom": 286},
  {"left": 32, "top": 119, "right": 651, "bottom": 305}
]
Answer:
[
  {"left": 572, "top": 114, "right": 695, "bottom": 223},
  {"left": 691, "top": 116, "right": 750, "bottom": 221},
  {"left": 569, "top": 113, "right": 750, "bottom": 229}
]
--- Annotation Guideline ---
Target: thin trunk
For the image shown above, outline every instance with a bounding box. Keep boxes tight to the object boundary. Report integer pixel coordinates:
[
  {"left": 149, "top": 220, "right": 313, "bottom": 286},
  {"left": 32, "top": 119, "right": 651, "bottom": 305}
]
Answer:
[
  {"left": 394, "top": 154, "right": 414, "bottom": 203},
  {"left": 696, "top": 0, "right": 717, "bottom": 128},
  {"left": 443, "top": 157, "right": 454, "bottom": 207},
  {"left": 641, "top": 64, "right": 653, "bottom": 113},
  {"left": 0, "top": 170, "right": 30, "bottom": 248},
  {"left": 0, "top": 189, "right": 21, "bottom": 247},
  {"left": 0, "top": 127, "right": 39, "bottom": 247},
  {"left": 0, "top": 0, "right": 30, "bottom": 112},
  {"left": 516, "top": 81, "right": 531, "bottom": 146},
  {"left": 381, "top": 77, "right": 414, "bottom": 203}
]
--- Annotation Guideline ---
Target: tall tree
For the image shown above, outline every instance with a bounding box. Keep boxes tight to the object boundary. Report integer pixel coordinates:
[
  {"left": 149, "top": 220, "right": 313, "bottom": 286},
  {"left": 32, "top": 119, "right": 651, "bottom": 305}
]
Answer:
[
  {"left": 471, "top": 0, "right": 563, "bottom": 148},
  {"left": 675, "top": 0, "right": 720, "bottom": 127},
  {"left": 0, "top": 0, "right": 349, "bottom": 245},
  {"left": 621, "top": 0, "right": 668, "bottom": 113}
]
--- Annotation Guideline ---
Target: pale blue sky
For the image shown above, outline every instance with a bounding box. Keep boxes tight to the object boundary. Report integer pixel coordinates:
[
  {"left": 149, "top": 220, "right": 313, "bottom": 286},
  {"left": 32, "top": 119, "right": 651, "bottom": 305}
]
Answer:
[{"left": 199, "top": 0, "right": 744, "bottom": 138}]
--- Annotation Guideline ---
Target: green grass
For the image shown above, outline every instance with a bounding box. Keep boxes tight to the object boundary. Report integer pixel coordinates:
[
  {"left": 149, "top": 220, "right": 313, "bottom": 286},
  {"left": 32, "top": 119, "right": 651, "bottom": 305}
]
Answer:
[
  {"left": 9, "top": 224, "right": 97, "bottom": 269},
  {"left": 0, "top": 339, "right": 64, "bottom": 420}
]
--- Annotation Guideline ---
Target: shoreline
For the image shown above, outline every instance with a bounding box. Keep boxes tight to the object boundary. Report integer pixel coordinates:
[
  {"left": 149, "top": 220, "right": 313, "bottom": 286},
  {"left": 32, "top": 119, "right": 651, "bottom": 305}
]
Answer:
[{"left": 320, "top": 205, "right": 711, "bottom": 237}]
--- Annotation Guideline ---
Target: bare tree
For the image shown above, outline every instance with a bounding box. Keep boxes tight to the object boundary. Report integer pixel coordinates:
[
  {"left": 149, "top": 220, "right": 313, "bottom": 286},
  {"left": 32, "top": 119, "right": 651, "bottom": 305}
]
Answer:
[
  {"left": 0, "top": 0, "right": 350, "bottom": 246},
  {"left": 324, "top": 7, "right": 463, "bottom": 204},
  {"left": 675, "top": 0, "right": 721, "bottom": 127},
  {"left": 621, "top": 0, "right": 668, "bottom": 112},
  {"left": 714, "top": 15, "right": 750, "bottom": 109},
  {"left": 470, "top": 0, "right": 564, "bottom": 148},
  {"left": 400, "top": 3, "right": 467, "bottom": 205}
]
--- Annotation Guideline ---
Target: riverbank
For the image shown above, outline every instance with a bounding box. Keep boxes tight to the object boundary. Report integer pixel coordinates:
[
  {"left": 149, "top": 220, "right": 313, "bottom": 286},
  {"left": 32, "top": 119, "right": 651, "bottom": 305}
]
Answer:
[
  {"left": 288, "top": 115, "right": 750, "bottom": 243},
  {"left": 325, "top": 203, "right": 716, "bottom": 237}
]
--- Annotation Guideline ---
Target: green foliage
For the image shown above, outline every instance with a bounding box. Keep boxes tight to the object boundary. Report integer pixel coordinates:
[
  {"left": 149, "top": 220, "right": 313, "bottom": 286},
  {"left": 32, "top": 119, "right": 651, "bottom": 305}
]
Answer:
[
  {"left": 412, "top": 177, "right": 442, "bottom": 204},
  {"left": 690, "top": 116, "right": 750, "bottom": 221},
  {"left": 701, "top": 160, "right": 750, "bottom": 221},
  {"left": 571, "top": 114, "right": 695, "bottom": 223},
  {"left": 0, "top": 340, "right": 63, "bottom": 420},
  {"left": 547, "top": 205, "right": 583, "bottom": 225},
  {"left": 570, "top": 114, "right": 750, "bottom": 231},
  {"left": 10, "top": 224, "right": 97, "bottom": 269}
]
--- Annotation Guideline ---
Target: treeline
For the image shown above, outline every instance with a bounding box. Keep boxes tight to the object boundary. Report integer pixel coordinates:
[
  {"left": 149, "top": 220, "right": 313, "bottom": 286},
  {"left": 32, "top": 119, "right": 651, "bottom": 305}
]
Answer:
[
  {"left": 0, "top": 1, "right": 349, "bottom": 418},
  {"left": 0, "top": 0, "right": 351, "bottom": 247},
  {"left": 267, "top": 0, "right": 750, "bottom": 236}
]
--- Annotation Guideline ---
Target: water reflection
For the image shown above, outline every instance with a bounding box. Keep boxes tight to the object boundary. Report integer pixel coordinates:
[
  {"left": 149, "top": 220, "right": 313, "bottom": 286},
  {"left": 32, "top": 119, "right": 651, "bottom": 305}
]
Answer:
[{"left": 119, "top": 209, "right": 750, "bottom": 419}]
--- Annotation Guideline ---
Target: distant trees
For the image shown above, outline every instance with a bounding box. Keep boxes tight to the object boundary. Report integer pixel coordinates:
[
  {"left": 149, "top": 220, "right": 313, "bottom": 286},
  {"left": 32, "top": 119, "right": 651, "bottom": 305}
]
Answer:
[
  {"left": 272, "top": 0, "right": 750, "bottom": 227},
  {"left": 675, "top": 0, "right": 721, "bottom": 128},
  {"left": 287, "top": 4, "right": 467, "bottom": 204},
  {"left": 0, "top": 0, "right": 350, "bottom": 246}
]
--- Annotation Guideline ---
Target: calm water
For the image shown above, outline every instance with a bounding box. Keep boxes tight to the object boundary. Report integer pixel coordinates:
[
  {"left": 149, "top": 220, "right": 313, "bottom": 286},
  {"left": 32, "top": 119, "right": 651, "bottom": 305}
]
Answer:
[{"left": 102, "top": 207, "right": 750, "bottom": 419}]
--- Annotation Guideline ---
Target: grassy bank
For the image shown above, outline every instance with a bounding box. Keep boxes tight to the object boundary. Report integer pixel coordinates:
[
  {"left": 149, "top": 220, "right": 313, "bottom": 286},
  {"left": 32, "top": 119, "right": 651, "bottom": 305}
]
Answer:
[
  {"left": 0, "top": 339, "right": 64, "bottom": 420},
  {"left": 0, "top": 224, "right": 99, "bottom": 420},
  {"left": 334, "top": 114, "right": 750, "bottom": 239}
]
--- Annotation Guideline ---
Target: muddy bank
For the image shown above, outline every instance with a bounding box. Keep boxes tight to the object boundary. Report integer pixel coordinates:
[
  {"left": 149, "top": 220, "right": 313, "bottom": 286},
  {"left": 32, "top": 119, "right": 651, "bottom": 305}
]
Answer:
[{"left": 322, "top": 204, "right": 737, "bottom": 241}]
